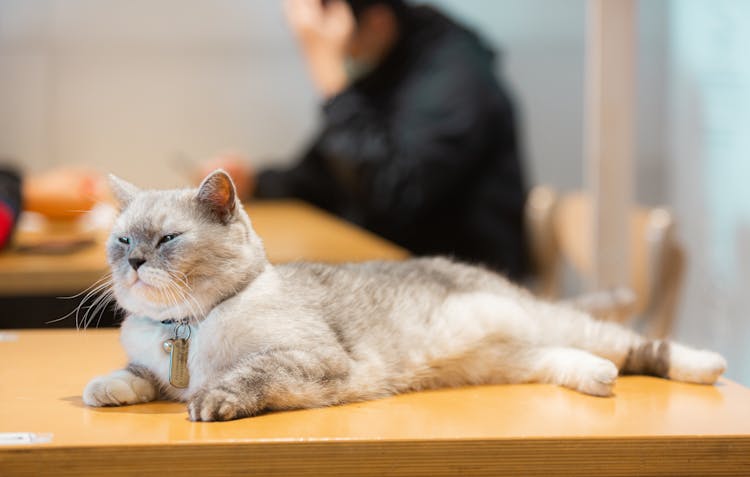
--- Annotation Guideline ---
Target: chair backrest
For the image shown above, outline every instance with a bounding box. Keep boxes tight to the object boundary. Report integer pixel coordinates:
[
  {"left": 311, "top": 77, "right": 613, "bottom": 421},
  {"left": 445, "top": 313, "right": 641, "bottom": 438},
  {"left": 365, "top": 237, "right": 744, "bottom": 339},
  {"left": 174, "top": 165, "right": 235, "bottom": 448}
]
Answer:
[{"left": 525, "top": 186, "right": 686, "bottom": 338}]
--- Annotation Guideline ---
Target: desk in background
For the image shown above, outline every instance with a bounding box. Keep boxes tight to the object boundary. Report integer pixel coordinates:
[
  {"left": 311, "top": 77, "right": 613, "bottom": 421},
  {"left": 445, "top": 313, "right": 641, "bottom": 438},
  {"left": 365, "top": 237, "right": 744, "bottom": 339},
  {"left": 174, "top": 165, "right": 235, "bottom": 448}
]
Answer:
[{"left": 0, "top": 200, "right": 408, "bottom": 296}]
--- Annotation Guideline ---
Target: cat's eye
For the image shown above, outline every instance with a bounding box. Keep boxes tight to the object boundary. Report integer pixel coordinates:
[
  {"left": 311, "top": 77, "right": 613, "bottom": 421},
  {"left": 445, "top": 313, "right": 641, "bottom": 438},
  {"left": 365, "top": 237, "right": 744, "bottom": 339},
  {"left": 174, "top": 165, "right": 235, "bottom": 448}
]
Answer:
[
  {"left": 158, "top": 233, "right": 180, "bottom": 246},
  {"left": 118, "top": 237, "right": 130, "bottom": 245}
]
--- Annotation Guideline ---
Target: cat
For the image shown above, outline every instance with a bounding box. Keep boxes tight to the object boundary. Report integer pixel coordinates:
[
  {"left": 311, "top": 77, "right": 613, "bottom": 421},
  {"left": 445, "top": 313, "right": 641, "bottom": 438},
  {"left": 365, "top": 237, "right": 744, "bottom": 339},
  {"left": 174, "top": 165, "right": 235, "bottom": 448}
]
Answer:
[{"left": 83, "top": 170, "right": 727, "bottom": 421}]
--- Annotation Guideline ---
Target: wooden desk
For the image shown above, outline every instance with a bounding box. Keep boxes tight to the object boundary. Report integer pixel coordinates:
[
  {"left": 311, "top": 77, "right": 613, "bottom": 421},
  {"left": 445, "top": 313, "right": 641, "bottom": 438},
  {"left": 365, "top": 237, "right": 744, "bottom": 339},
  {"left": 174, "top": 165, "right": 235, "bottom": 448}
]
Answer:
[
  {"left": 0, "top": 200, "right": 408, "bottom": 296},
  {"left": 1, "top": 200, "right": 749, "bottom": 475},
  {"left": 1, "top": 329, "right": 749, "bottom": 476}
]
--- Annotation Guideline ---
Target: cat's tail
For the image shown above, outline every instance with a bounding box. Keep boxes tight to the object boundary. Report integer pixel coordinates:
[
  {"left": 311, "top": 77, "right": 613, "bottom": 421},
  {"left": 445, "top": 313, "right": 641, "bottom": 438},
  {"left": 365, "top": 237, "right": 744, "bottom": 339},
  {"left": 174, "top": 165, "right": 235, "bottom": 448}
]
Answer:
[
  {"left": 539, "top": 302, "right": 727, "bottom": 385},
  {"left": 618, "top": 339, "right": 726, "bottom": 384}
]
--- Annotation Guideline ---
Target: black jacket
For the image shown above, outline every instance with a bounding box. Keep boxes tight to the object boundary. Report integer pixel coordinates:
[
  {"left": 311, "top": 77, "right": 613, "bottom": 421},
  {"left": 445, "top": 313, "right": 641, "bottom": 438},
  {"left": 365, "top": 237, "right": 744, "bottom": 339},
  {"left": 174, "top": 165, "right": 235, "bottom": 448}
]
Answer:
[{"left": 256, "top": 6, "right": 529, "bottom": 280}]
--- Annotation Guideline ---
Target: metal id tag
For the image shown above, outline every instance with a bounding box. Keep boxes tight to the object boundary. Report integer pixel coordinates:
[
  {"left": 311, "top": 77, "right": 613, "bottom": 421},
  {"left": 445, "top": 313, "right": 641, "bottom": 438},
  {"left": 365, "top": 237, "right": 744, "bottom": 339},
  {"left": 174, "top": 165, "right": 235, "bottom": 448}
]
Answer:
[{"left": 167, "top": 338, "right": 190, "bottom": 388}]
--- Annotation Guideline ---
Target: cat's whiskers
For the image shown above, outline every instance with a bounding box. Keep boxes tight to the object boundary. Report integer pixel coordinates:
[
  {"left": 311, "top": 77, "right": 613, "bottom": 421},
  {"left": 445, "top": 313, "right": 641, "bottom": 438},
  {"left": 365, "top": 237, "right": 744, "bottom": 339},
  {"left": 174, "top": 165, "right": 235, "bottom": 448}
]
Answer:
[
  {"left": 180, "top": 292, "right": 204, "bottom": 326},
  {"left": 80, "top": 293, "right": 105, "bottom": 329},
  {"left": 48, "top": 273, "right": 114, "bottom": 329},
  {"left": 56, "top": 273, "right": 113, "bottom": 300},
  {"left": 164, "top": 281, "right": 189, "bottom": 318},
  {"left": 131, "top": 268, "right": 202, "bottom": 324},
  {"left": 153, "top": 282, "right": 171, "bottom": 309},
  {"left": 167, "top": 272, "right": 191, "bottom": 295},
  {"left": 82, "top": 288, "right": 116, "bottom": 330},
  {"left": 169, "top": 281, "right": 204, "bottom": 325},
  {"left": 89, "top": 290, "right": 116, "bottom": 330},
  {"left": 169, "top": 269, "right": 191, "bottom": 285},
  {"left": 158, "top": 282, "right": 182, "bottom": 320},
  {"left": 157, "top": 272, "right": 192, "bottom": 319},
  {"left": 166, "top": 284, "right": 197, "bottom": 323},
  {"left": 166, "top": 270, "right": 206, "bottom": 325}
]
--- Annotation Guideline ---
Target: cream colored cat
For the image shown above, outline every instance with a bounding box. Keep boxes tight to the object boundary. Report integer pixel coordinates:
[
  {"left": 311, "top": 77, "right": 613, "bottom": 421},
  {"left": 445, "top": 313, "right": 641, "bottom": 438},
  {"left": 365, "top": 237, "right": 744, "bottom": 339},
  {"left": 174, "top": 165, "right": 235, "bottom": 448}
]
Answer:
[{"left": 83, "top": 170, "right": 727, "bottom": 421}]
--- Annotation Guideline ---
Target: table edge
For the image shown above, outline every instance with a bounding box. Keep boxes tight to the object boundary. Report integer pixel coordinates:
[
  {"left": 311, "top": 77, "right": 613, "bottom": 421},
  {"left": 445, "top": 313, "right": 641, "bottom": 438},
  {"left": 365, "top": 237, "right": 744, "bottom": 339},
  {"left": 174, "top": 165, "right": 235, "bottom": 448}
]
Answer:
[{"left": 2, "top": 435, "right": 749, "bottom": 476}]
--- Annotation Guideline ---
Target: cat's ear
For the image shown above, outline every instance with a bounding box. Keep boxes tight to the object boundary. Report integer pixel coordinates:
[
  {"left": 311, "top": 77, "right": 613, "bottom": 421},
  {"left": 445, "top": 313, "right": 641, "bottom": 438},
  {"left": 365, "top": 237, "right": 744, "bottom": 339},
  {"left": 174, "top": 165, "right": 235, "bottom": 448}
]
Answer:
[
  {"left": 195, "top": 169, "right": 237, "bottom": 224},
  {"left": 108, "top": 174, "right": 140, "bottom": 210}
]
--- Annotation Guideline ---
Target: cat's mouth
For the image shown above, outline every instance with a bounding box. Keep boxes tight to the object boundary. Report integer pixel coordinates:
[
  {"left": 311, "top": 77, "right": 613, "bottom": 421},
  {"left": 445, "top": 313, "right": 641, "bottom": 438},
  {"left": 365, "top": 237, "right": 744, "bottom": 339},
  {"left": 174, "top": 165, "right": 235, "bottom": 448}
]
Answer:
[
  {"left": 126, "top": 272, "right": 154, "bottom": 289},
  {"left": 127, "top": 268, "right": 167, "bottom": 290},
  {"left": 131, "top": 279, "right": 157, "bottom": 294},
  {"left": 119, "top": 268, "right": 197, "bottom": 312},
  {"left": 131, "top": 278, "right": 153, "bottom": 290},
  {"left": 129, "top": 277, "right": 174, "bottom": 305}
]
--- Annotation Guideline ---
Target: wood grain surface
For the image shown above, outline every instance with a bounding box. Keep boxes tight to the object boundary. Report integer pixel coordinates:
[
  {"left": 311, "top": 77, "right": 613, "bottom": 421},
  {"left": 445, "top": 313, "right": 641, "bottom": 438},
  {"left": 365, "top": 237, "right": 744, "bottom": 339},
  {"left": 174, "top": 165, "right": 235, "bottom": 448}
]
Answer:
[{"left": 1, "top": 329, "right": 749, "bottom": 476}]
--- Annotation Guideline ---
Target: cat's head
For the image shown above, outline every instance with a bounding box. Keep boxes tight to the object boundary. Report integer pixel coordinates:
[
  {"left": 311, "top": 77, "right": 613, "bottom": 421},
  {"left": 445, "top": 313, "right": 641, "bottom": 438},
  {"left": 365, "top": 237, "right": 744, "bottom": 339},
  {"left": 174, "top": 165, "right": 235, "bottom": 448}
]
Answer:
[{"left": 106, "top": 169, "right": 267, "bottom": 322}]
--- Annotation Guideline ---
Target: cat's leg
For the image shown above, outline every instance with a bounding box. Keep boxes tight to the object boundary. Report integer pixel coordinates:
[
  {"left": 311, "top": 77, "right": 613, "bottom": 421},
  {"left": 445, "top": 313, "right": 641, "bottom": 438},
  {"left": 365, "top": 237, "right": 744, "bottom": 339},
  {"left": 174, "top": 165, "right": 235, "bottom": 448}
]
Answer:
[
  {"left": 526, "top": 346, "right": 619, "bottom": 396},
  {"left": 83, "top": 363, "right": 160, "bottom": 406},
  {"left": 535, "top": 303, "right": 727, "bottom": 385},
  {"left": 621, "top": 340, "right": 727, "bottom": 384},
  {"left": 188, "top": 349, "right": 348, "bottom": 422}
]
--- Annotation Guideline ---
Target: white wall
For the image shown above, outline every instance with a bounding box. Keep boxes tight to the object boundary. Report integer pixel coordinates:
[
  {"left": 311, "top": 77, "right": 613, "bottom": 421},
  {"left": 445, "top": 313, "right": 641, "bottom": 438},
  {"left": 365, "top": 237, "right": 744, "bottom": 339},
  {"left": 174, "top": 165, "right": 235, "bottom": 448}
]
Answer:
[
  {"left": 0, "top": 0, "right": 318, "bottom": 187},
  {"left": 666, "top": 0, "right": 750, "bottom": 384}
]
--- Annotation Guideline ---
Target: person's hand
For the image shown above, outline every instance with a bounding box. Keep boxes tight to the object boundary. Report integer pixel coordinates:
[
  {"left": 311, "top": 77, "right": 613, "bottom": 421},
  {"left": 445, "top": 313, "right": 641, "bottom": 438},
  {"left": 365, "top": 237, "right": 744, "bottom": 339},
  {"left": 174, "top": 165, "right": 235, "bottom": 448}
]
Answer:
[
  {"left": 23, "top": 167, "right": 107, "bottom": 219},
  {"left": 285, "top": 0, "right": 354, "bottom": 55},
  {"left": 197, "top": 153, "right": 255, "bottom": 200},
  {"left": 284, "top": 0, "right": 353, "bottom": 97}
]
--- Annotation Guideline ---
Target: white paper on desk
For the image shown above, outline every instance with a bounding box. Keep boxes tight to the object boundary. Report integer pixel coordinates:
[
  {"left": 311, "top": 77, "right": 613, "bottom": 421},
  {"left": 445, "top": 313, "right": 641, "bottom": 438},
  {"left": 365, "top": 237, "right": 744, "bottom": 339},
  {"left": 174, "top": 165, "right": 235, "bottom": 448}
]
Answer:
[{"left": 0, "top": 433, "right": 53, "bottom": 445}]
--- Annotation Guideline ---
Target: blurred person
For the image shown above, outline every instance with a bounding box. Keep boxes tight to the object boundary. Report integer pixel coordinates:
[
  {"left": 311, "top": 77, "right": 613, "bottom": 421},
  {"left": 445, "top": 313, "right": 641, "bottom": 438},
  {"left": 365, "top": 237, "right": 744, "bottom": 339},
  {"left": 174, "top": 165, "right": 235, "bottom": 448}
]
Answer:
[{"left": 206, "top": 0, "right": 529, "bottom": 280}]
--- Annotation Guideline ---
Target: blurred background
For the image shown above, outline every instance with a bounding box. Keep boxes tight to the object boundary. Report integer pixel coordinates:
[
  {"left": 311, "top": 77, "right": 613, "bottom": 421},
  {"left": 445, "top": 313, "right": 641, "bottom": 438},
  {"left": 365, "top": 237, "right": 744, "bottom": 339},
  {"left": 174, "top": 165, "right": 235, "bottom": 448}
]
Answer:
[{"left": 0, "top": 0, "right": 748, "bottom": 384}]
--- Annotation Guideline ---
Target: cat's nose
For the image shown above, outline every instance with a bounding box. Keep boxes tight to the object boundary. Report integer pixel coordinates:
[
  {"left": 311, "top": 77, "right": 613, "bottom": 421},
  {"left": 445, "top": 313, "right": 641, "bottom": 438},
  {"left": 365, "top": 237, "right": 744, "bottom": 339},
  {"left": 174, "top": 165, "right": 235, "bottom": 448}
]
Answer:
[{"left": 128, "top": 258, "right": 146, "bottom": 271}]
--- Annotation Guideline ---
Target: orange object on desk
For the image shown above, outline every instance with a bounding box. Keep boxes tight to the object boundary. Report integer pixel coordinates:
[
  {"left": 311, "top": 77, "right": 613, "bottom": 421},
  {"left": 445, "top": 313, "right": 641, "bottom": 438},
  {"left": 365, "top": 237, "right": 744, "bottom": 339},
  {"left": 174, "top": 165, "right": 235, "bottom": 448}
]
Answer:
[{"left": 22, "top": 168, "right": 106, "bottom": 219}]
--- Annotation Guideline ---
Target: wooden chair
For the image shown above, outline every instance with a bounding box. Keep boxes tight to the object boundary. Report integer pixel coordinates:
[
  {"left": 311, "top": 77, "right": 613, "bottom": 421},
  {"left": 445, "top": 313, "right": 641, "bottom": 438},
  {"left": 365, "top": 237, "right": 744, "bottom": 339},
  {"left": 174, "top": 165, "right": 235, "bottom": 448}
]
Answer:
[{"left": 525, "top": 186, "right": 686, "bottom": 338}]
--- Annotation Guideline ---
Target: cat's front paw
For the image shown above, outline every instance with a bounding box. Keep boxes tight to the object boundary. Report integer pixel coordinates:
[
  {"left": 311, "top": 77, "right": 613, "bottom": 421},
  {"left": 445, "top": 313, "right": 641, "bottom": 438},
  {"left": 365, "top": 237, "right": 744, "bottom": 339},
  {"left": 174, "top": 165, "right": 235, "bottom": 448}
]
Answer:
[
  {"left": 188, "top": 387, "right": 251, "bottom": 422},
  {"left": 577, "top": 358, "right": 619, "bottom": 397},
  {"left": 83, "top": 370, "right": 157, "bottom": 407}
]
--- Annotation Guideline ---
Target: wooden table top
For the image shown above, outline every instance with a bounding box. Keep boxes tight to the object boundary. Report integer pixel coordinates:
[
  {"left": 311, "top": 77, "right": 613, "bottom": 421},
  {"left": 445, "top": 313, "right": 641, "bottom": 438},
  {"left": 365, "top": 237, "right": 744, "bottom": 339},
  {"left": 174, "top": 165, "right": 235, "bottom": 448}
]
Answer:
[
  {"left": 1, "top": 328, "right": 749, "bottom": 476},
  {"left": 0, "top": 200, "right": 408, "bottom": 296},
  {"left": 1, "top": 201, "right": 749, "bottom": 475}
]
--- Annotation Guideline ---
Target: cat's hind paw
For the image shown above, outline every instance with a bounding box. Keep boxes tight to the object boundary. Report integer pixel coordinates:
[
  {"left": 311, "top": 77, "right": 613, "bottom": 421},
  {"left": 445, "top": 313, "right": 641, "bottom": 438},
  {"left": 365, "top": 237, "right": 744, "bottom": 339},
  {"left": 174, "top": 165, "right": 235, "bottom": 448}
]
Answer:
[
  {"left": 83, "top": 370, "right": 157, "bottom": 407},
  {"left": 668, "top": 344, "right": 727, "bottom": 385},
  {"left": 188, "top": 387, "right": 249, "bottom": 422}
]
